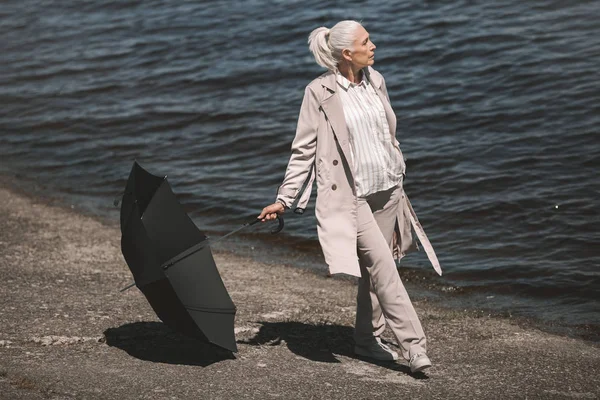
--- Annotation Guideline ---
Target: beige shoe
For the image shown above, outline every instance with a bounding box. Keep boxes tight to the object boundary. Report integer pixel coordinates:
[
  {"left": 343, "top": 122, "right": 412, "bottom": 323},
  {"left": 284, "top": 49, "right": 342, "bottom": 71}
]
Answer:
[
  {"left": 354, "top": 337, "right": 399, "bottom": 361},
  {"left": 409, "top": 353, "right": 432, "bottom": 373}
]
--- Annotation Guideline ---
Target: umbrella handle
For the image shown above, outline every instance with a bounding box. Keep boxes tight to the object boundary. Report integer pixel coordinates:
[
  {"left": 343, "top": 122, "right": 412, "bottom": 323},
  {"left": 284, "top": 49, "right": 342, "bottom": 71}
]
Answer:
[
  {"left": 248, "top": 215, "right": 284, "bottom": 234},
  {"left": 272, "top": 215, "right": 284, "bottom": 234}
]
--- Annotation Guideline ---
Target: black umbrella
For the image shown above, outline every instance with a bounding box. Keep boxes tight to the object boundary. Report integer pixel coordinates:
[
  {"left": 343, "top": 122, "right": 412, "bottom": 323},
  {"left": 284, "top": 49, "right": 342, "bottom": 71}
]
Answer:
[{"left": 118, "top": 161, "right": 283, "bottom": 353}]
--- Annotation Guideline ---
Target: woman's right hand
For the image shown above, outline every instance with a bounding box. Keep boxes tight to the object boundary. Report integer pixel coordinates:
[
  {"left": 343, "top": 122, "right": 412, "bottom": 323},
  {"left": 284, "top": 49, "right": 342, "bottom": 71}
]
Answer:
[{"left": 257, "top": 202, "right": 285, "bottom": 222}]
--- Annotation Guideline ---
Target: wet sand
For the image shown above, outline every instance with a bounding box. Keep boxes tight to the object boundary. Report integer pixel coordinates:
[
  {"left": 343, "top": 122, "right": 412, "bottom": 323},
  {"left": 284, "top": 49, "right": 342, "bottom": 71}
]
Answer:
[{"left": 0, "top": 185, "right": 598, "bottom": 399}]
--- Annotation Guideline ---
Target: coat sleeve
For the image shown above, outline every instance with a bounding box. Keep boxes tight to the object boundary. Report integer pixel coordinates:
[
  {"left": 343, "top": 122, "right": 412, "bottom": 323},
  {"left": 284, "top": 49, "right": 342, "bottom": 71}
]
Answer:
[{"left": 276, "top": 85, "right": 319, "bottom": 207}]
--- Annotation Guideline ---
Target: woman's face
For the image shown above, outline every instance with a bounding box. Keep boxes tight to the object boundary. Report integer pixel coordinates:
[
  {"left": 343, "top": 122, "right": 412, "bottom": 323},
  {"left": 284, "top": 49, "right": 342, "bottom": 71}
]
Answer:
[{"left": 347, "top": 25, "right": 376, "bottom": 69}]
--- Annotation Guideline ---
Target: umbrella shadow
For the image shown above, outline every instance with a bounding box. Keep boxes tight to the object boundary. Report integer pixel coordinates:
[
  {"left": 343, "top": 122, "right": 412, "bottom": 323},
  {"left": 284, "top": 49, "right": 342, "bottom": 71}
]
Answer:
[
  {"left": 240, "top": 321, "right": 426, "bottom": 378},
  {"left": 104, "top": 321, "right": 235, "bottom": 366}
]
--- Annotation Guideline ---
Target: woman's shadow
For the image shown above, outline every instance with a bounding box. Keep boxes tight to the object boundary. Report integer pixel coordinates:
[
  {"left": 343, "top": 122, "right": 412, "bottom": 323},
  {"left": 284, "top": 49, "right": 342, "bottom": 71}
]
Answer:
[
  {"left": 104, "top": 321, "right": 235, "bottom": 366},
  {"left": 104, "top": 320, "right": 426, "bottom": 377},
  {"left": 241, "top": 321, "right": 423, "bottom": 378}
]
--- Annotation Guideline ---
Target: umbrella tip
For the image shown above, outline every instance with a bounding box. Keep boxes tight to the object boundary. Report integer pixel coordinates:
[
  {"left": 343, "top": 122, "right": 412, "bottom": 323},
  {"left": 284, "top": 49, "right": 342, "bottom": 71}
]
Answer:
[
  {"left": 113, "top": 191, "right": 124, "bottom": 207},
  {"left": 119, "top": 282, "right": 137, "bottom": 292}
]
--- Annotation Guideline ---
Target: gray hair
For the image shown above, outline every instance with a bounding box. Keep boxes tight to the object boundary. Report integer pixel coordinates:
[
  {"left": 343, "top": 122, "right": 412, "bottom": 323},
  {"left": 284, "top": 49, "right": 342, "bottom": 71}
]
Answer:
[{"left": 308, "top": 20, "right": 362, "bottom": 72}]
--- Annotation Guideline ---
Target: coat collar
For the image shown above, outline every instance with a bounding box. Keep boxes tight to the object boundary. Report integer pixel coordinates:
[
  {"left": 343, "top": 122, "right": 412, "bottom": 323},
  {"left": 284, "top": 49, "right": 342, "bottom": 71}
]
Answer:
[
  {"left": 320, "top": 66, "right": 383, "bottom": 93},
  {"left": 318, "top": 66, "right": 390, "bottom": 142},
  {"left": 319, "top": 72, "right": 352, "bottom": 175}
]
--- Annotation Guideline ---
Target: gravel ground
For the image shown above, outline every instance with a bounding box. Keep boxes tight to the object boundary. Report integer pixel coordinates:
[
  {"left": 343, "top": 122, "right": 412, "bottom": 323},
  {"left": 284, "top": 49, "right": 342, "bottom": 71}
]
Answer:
[{"left": 0, "top": 186, "right": 598, "bottom": 400}]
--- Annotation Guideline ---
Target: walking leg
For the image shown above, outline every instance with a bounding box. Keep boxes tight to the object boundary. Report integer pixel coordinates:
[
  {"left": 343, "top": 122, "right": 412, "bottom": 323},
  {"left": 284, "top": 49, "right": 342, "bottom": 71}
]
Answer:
[{"left": 356, "top": 187, "right": 427, "bottom": 360}]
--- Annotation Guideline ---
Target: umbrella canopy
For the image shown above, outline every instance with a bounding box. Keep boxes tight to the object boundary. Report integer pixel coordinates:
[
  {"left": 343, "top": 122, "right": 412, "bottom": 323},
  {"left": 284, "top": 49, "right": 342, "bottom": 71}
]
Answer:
[{"left": 120, "top": 161, "right": 237, "bottom": 352}]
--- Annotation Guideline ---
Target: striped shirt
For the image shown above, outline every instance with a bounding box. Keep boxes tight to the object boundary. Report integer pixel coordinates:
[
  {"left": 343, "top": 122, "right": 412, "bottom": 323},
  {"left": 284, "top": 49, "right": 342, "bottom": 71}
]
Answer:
[{"left": 336, "top": 71, "right": 405, "bottom": 198}]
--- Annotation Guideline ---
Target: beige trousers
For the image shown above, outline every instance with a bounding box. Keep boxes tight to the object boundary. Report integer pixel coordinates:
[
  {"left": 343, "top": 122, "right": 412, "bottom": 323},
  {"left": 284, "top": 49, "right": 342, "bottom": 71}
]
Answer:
[{"left": 353, "top": 184, "right": 427, "bottom": 360}]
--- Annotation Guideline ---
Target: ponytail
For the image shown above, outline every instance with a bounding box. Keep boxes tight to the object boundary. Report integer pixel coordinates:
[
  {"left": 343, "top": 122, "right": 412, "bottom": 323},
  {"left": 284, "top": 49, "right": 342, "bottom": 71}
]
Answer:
[
  {"left": 308, "top": 27, "right": 337, "bottom": 72},
  {"left": 307, "top": 20, "right": 362, "bottom": 73}
]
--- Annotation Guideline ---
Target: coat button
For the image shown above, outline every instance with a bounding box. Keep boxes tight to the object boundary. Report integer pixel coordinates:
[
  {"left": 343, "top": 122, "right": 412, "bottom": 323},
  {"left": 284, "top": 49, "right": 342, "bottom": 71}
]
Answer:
[
  {"left": 332, "top": 184, "right": 337, "bottom": 190},
  {"left": 333, "top": 160, "right": 338, "bottom": 166}
]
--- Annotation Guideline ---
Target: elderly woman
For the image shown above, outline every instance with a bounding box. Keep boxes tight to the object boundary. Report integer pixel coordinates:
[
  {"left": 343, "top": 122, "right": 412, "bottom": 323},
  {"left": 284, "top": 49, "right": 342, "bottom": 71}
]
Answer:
[{"left": 258, "top": 20, "right": 441, "bottom": 373}]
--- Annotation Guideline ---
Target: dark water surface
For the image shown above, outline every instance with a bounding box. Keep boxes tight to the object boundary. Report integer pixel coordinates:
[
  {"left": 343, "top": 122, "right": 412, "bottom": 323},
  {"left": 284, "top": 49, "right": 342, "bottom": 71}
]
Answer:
[{"left": 1, "top": 1, "right": 599, "bottom": 336}]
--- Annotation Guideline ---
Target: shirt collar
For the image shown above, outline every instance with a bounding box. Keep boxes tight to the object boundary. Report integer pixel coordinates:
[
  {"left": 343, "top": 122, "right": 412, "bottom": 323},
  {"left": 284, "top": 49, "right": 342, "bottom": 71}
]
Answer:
[{"left": 336, "top": 69, "right": 368, "bottom": 91}]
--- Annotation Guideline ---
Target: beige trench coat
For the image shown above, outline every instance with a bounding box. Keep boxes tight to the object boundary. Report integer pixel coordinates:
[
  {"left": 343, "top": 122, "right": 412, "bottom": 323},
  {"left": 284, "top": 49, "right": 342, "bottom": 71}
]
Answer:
[{"left": 276, "top": 67, "right": 441, "bottom": 278}]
